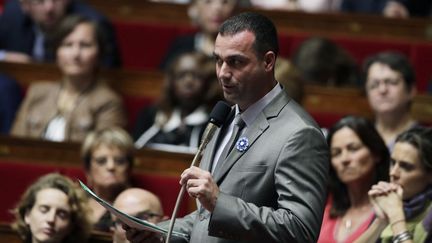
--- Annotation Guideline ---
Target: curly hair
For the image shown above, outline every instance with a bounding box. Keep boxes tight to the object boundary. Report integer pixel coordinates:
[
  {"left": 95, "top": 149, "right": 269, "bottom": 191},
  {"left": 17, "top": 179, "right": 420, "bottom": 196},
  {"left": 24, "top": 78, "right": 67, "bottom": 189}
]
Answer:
[{"left": 11, "top": 173, "right": 91, "bottom": 243}]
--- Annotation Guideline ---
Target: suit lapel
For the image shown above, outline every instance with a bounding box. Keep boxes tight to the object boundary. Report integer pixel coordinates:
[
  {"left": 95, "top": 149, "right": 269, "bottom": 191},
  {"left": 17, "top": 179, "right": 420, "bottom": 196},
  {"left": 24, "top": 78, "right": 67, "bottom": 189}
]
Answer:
[{"left": 213, "top": 91, "right": 291, "bottom": 184}]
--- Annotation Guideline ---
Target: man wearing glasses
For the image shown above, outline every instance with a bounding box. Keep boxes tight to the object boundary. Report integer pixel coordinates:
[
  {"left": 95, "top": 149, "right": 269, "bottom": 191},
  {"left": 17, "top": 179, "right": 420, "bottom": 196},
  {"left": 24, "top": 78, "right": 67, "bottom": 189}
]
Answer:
[{"left": 112, "top": 188, "right": 166, "bottom": 243}]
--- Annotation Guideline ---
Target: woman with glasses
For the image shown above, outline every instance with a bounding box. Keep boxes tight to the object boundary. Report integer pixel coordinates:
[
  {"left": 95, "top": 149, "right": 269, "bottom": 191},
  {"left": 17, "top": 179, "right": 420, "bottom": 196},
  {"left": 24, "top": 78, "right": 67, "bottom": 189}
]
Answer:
[
  {"left": 363, "top": 51, "right": 418, "bottom": 151},
  {"left": 81, "top": 127, "right": 134, "bottom": 232},
  {"left": 112, "top": 188, "right": 165, "bottom": 243},
  {"left": 134, "top": 51, "right": 219, "bottom": 152}
]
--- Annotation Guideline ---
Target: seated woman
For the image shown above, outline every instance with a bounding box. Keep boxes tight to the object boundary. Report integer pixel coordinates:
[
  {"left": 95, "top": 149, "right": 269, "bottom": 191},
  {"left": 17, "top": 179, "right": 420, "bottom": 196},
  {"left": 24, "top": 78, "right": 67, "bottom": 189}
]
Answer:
[
  {"left": 318, "top": 116, "right": 390, "bottom": 243},
  {"left": 11, "top": 173, "right": 91, "bottom": 243},
  {"left": 355, "top": 127, "right": 432, "bottom": 243},
  {"left": 11, "top": 15, "right": 126, "bottom": 142},
  {"left": 134, "top": 51, "right": 218, "bottom": 152},
  {"left": 81, "top": 127, "right": 135, "bottom": 232}
]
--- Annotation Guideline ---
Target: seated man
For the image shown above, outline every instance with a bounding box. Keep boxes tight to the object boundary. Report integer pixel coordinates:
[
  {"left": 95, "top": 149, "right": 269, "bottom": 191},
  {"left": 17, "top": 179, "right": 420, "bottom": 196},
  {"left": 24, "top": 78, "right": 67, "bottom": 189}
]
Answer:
[
  {"left": 0, "top": 0, "right": 121, "bottom": 67},
  {"left": 112, "top": 188, "right": 165, "bottom": 243}
]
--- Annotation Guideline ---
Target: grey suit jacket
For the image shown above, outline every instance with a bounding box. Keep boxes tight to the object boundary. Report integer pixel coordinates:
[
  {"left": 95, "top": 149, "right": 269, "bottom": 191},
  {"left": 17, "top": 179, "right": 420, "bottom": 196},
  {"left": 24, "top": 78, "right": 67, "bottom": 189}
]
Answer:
[{"left": 161, "top": 91, "right": 329, "bottom": 243}]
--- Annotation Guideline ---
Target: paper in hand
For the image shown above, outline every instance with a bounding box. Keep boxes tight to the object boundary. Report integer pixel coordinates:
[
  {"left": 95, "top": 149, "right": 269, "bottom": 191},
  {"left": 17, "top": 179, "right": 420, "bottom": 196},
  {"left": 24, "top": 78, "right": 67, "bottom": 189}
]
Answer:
[{"left": 78, "top": 180, "right": 189, "bottom": 240}]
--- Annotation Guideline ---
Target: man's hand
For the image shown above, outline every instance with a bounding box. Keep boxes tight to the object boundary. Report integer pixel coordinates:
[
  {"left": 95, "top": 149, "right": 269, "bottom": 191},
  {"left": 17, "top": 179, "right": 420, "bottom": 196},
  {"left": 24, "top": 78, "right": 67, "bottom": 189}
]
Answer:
[
  {"left": 123, "top": 224, "right": 163, "bottom": 243},
  {"left": 180, "top": 166, "right": 219, "bottom": 212}
]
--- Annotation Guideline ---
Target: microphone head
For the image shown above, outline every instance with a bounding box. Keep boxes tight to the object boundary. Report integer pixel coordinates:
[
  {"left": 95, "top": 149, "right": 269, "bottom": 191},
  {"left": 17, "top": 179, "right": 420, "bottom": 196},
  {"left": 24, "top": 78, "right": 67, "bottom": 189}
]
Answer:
[{"left": 209, "top": 101, "right": 231, "bottom": 127}]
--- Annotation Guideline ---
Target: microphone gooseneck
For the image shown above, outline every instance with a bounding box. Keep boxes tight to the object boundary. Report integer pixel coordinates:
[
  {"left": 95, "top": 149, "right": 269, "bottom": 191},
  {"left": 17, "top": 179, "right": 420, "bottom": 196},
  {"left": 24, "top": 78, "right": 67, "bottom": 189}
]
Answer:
[{"left": 165, "top": 101, "right": 231, "bottom": 243}]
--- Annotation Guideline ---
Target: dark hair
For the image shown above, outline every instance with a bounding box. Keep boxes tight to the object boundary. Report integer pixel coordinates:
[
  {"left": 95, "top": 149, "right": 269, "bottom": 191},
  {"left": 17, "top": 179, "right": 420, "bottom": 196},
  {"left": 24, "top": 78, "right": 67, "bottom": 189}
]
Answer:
[
  {"left": 47, "top": 14, "right": 108, "bottom": 65},
  {"left": 158, "top": 51, "right": 217, "bottom": 115},
  {"left": 292, "top": 37, "right": 359, "bottom": 87},
  {"left": 219, "top": 12, "right": 279, "bottom": 58},
  {"left": 326, "top": 116, "right": 390, "bottom": 217},
  {"left": 395, "top": 127, "right": 432, "bottom": 172},
  {"left": 363, "top": 51, "right": 415, "bottom": 91}
]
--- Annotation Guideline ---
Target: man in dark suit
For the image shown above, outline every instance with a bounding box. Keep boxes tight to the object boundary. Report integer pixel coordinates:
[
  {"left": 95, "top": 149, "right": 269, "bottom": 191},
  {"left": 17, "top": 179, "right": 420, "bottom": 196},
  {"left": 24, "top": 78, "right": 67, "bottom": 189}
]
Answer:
[
  {"left": 0, "top": 0, "right": 121, "bottom": 67},
  {"left": 126, "top": 12, "right": 329, "bottom": 243}
]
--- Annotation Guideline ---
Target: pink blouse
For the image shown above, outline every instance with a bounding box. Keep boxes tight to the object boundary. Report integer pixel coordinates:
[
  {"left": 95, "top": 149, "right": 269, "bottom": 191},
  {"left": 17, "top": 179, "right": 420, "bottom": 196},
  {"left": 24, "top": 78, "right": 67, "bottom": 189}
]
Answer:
[{"left": 318, "top": 200, "right": 375, "bottom": 243}]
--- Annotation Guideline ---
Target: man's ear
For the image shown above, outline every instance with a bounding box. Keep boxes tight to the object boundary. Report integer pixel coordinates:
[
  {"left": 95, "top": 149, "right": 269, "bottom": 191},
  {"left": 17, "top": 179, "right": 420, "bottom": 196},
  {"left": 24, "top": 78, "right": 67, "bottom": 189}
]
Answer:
[{"left": 263, "top": 51, "right": 276, "bottom": 72}]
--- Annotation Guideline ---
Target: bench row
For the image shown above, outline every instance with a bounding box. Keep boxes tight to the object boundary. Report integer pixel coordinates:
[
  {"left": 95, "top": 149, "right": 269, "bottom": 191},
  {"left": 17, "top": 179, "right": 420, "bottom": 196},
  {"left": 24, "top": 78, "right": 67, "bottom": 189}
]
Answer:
[
  {"left": 2, "top": 61, "right": 431, "bottom": 129},
  {"left": 0, "top": 135, "right": 195, "bottom": 223}
]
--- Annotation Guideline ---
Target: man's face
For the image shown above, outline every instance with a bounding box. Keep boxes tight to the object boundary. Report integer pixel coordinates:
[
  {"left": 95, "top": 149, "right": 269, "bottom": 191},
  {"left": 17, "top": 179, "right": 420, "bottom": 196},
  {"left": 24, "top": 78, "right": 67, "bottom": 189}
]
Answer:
[
  {"left": 214, "top": 31, "right": 273, "bottom": 110},
  {"left": 21, "top": 0, "right": 69, "bottom": 31},
  {"left": 365, "top": 62, "right": 414, "bottom": 116},
  {"left": 112, "top": 193, "right": 163, "bottom": 243}
]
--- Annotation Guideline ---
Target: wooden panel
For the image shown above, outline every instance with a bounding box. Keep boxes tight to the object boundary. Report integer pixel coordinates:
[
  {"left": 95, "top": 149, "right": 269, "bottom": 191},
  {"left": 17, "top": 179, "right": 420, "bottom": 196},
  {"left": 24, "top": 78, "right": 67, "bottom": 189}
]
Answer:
[
  {"left": 88, "top": 0, "right": 432, "bottom": 41},
  {"left": 0, "top": 222, "right": 112, "bottom": 243},
  {"left": 1, "top": 61, "right": 431, "bottom": 126},
  {"left": 0, "top": 135, "right": 192, "bottom": 175},
  {"left": 0, "top": 61, "right": 164, "bottom": 98}
]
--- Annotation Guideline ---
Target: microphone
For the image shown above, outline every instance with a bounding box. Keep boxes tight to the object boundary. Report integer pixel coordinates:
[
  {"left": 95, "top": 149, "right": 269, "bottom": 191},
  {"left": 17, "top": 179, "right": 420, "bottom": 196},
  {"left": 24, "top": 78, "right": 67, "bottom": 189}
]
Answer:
[{"left": 165, "top": 101, "right": 231, "bottom": 243}]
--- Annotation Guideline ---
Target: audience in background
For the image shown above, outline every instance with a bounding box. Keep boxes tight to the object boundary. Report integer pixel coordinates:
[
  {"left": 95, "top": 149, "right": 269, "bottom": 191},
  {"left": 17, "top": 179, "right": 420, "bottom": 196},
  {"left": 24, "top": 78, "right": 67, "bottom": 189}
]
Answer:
[
  {"left": 250, "top": 0, "right": 341, "bottom": 12},
  {"left": 11, "top": 173, "right": 91, "bottom": 243},
  {"left": 159, "top": 0, "right": 240, "bottom": 70},
  {"left": 292, "top": 37, "right": 360, "bottom": 87},
  {"left": 134, "top": 51, "right": 218, "bottom": 152},
  {"left": 81, "top": 127, "right": 135, "bottom": 232},
  {"left": 318, "top": 116, "right": 390, "bottom": 243},
  {"left": 363, "top": 51, "right": 418, "bottom": 151},
  {"left": 341, "top": 0, "right": 432, "bottom": 18},
  {"left": 112, "top": 188, "right": 165, "bottom": 243},
  {"left": 11, "top": 15, "right": 126, "bottom": 142},
  {"left": 355, "top": 127, "right": 432, "bottom": 243},
  {"left": 0, "top": 0, "right": 121, "bottom": 67},
  {"left": 0, "top": 73, "right": 21, "bottom": 134},
  {"left": 274, "top": 57, "right": 304, "bottom": 104}
]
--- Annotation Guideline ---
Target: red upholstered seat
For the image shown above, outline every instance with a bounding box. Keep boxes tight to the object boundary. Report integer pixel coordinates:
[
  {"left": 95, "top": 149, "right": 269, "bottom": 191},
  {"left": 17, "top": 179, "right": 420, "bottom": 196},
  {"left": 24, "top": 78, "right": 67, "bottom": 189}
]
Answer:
[{"left": 0, "top": 160, "right": 190, "bottom": 223}]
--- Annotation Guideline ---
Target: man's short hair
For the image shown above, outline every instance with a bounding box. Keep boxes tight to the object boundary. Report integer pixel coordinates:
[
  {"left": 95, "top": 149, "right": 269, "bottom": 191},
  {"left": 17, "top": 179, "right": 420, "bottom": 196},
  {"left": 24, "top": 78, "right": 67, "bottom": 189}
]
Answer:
[{"left": 219, "top": 12, "right": 279, "bottom": 58}]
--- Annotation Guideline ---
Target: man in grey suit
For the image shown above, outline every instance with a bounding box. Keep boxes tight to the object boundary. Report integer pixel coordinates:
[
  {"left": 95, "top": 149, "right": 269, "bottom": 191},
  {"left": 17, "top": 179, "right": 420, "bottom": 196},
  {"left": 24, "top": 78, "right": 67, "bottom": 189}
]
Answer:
[{"left": 126, "top": 12, "right": 329, "bottom": 243}]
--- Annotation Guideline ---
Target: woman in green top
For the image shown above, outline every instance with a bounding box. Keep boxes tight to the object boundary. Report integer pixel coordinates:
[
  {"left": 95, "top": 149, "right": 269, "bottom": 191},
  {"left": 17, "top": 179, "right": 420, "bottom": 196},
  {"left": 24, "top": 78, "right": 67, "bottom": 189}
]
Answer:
[{"left": 355, "top": 127, "right": 432, "bottom": 243}]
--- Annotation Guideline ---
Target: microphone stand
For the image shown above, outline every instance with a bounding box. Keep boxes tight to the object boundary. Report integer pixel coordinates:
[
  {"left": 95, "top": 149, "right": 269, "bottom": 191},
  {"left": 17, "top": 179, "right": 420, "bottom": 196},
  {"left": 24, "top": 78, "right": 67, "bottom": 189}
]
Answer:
[{"left": 164, "top": 124, "right": 218, "bottom": 243}]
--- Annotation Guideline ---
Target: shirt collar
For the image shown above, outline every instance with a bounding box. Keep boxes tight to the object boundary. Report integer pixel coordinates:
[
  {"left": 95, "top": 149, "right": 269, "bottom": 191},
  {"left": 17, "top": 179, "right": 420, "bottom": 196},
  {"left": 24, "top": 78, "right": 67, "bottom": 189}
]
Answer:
[{"left": 235, "top": 83, "right": 282, "bottom": 127}]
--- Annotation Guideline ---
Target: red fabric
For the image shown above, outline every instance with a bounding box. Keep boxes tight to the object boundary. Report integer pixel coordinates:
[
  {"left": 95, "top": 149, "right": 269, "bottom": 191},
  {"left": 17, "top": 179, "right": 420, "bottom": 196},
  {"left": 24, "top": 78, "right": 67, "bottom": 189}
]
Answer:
[
  {"left": 122, "top": 95, "right": 154, "bottom": 131},
  {"left": 317, "top": 199, "right": 375, "bottom": 243},
  {"left": 114, "top": 21, "right": 196, "bottom": 70},
  {"left": 0, "top": 160, "right": 190, "bottom": 222}
]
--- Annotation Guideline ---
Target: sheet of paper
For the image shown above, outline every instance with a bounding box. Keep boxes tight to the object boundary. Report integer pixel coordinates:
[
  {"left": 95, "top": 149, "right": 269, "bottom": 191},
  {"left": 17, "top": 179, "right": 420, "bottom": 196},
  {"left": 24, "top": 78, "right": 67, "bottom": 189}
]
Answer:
[{"left": 79, "top": 180, "right": 189, "bottom": 240}]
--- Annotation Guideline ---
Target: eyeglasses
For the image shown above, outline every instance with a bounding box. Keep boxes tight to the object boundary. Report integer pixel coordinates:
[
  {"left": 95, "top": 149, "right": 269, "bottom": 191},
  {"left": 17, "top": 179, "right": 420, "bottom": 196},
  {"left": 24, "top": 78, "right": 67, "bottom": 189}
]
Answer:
[
  {"left": 114, "top": 211, "right": 162, "bottom": 227},
  {"left": 173, "top": 70, "right": 204, "bottom": 80},
  {"left": 366, "top": 77, "right": 401, "bottom": 91},
  {"left": 91, "top": 156, "right": 129, "bottom": 167}
]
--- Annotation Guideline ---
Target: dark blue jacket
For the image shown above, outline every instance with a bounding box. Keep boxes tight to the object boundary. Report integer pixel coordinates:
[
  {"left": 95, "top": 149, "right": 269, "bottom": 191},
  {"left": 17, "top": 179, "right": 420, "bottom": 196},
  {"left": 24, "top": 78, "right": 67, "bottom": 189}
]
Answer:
[
  {"left": 0, "top": 0, "right": 121, "bottom": 67},
  {"left": 0, "top": 73, "right": 21, "bottom": 134}
]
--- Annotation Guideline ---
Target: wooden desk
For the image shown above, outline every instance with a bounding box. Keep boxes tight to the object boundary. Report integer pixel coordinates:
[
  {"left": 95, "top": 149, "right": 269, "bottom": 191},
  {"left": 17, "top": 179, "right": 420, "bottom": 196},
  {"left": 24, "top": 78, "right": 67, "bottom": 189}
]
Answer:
[
  {"left": 0, "top": 222, "right": 112, "bottom": 243},
  {"left": 88, "top": 0, "right": 432, "bottom": 41},
  {"left": 1, "top": 61, "right": 431, "bottom": 126}
]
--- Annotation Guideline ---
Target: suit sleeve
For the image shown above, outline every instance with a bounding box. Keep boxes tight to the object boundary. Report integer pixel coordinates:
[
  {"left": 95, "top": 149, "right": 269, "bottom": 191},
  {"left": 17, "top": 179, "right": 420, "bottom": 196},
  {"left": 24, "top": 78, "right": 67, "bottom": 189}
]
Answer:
[
  {"left": 158, "top": 210, "right": 198, "bottom": 243},
  {"left": 208, "top": 126, "right": 329, "bottom": 243}
]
